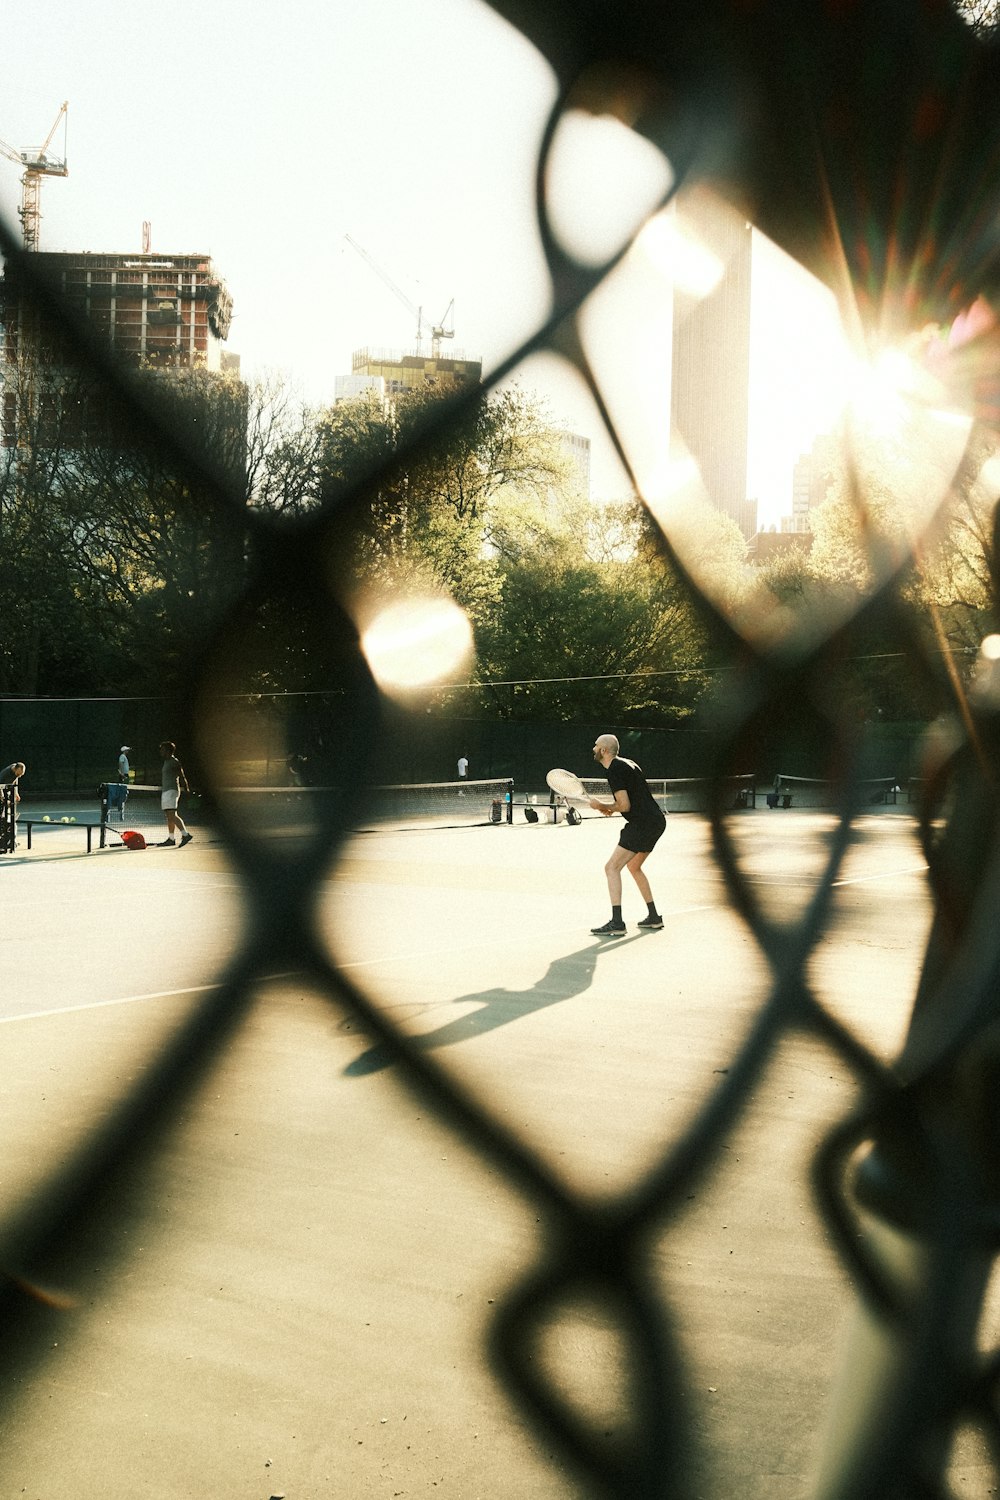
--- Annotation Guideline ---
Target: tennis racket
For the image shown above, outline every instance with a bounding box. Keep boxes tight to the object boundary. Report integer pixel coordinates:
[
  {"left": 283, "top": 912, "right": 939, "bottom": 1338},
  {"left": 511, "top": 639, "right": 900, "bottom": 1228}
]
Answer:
[
  {"left": 547, "top": 767, "right": 618, "bottom": 816},
  {"left": 546, "top": 768, "right": 591, "bottom": 805}
]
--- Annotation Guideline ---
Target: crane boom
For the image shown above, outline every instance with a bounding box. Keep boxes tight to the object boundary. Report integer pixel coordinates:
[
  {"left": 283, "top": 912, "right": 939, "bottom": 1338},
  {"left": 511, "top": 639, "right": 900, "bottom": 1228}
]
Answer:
[
  {"left": 344, "top": 233, "right": 424, "bottom": 348},
  {"left": 0, "top": 102, "right": 68, "bottom": 251},
  {"left": 344, "top": 233, "right": 455, "bottom": 357}
]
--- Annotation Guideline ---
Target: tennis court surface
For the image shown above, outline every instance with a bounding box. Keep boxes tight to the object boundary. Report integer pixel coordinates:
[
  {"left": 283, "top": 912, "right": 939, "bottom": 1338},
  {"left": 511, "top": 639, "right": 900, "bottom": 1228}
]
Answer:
[{"left": 4, "top": 805, "right": 990, "bottom": 1498}]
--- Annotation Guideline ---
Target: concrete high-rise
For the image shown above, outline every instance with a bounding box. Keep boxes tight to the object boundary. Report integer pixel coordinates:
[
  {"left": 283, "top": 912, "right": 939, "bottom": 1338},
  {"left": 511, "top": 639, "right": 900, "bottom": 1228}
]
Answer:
[
  {"left": 1, "top": 249, "right": 235, "bottom": 447},
  {"left": 670, "top": 189, "right": 754, "bottom": 540},
  {"left": 1, "top": 250, "right": 232, "bottom": 370}
]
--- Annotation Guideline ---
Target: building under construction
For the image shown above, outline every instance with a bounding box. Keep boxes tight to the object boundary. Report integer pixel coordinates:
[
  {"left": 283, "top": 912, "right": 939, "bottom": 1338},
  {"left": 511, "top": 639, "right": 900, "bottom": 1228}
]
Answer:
[
  {"left": 0, "top": 249, "right": 236, "bottom": 448},
  {"left": 352, "top": 346, "right": 481, "bottom": 397},
  {"left": 1, "top": 250, "right": 233, "bottom": 371}
]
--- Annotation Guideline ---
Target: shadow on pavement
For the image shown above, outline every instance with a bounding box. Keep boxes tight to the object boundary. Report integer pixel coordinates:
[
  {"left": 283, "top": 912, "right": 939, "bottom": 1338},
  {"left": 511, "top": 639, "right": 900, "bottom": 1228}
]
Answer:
[{"left": 344, "top": 933, "right": 643, "bottom": 1076}]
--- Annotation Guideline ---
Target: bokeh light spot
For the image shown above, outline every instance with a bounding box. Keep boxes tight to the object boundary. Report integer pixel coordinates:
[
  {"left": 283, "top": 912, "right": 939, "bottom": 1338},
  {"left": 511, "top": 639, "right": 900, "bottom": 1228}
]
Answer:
[{"left": 361, "top": 595, "right": 473, "bottom": 695}]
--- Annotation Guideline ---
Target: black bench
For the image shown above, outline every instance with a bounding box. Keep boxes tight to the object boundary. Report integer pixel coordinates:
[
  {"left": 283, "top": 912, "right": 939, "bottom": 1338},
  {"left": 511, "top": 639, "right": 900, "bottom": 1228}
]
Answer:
[{"left": 20, "top": 819, "right": 104, "bottom": 853}]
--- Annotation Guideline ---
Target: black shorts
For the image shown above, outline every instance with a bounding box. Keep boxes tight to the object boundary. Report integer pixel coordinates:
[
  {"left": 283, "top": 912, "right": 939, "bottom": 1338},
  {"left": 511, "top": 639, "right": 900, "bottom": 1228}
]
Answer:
[{"left": 618, "top": 817, "right": 665, "bottom": 855}]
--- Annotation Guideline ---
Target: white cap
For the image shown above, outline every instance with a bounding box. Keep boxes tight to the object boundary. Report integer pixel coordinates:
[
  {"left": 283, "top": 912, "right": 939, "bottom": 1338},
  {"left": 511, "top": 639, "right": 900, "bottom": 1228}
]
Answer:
[{"left": 120, "top": 745, "right": 131, "bottom": 752}]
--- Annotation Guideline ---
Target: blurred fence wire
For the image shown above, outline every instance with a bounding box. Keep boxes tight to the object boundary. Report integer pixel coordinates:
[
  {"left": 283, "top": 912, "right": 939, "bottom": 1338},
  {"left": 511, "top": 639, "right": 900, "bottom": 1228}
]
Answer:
[{"left": 5, "top": 2, "right": 1000, "bottom": 1496}]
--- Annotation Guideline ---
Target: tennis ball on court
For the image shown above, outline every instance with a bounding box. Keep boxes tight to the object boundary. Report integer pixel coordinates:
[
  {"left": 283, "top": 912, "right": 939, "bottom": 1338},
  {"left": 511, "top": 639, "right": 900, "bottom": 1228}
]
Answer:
[
  {"left": 42, "top": 815, "right": 51, "bottom": 823},
  {"left": 60, "top": 816, "right": 70, "bottom": 824},
  {"left": 69, "top": 817, "right": 77, "bottom": 824}
]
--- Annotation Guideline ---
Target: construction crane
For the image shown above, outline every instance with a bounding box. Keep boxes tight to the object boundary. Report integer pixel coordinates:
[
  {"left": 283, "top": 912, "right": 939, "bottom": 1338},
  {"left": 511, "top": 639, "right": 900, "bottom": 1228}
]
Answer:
[
  {"left": 0, "top": 101, "right": 69, "bottom": 251},
  {"left": 344, "top": 233, "right": 455, "bottom": 357}
]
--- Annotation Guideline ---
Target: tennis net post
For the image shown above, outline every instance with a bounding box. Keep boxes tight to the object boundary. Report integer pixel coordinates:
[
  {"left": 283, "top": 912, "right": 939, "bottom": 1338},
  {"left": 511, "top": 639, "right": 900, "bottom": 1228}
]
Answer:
[{"left": 0, "top": 785, "right": 14, "bottom": 854}]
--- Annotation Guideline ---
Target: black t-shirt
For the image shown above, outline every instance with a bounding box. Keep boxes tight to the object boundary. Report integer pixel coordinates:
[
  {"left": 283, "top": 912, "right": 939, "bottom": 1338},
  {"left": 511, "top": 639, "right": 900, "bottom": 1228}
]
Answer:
[{"left": 605, "top": 757, "right": 664, "bottom": 826}]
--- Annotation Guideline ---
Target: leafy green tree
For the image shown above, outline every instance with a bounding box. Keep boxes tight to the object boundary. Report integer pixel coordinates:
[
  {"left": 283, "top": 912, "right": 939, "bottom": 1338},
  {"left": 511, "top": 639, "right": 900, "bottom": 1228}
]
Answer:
[
  {"left": 910, "top": 425, "right": 1000, "bottom": 652},
  {"left": 317, "top": 383, "right": 571, "bottom": 628},
  {"left": 472, "top": 496, "right": 711, "bottom": 722},
  {"left": 316, "top": 387, "right": 711, "bottom": 723},
  {"left": 658, "top": 494, "right": 750, "bottom": 619}
]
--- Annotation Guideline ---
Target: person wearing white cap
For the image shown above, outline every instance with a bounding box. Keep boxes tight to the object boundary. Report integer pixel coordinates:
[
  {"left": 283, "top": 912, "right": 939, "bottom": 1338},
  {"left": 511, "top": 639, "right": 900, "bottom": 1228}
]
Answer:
[{"left": 106, "top": 745, "right": 133, "bottom": 819}]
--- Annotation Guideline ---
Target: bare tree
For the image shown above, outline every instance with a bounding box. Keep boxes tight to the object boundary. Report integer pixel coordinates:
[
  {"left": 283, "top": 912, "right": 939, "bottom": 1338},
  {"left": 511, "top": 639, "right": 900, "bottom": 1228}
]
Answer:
[{"left": 953, "top": 0, "right": 1000, "bottom": 32}]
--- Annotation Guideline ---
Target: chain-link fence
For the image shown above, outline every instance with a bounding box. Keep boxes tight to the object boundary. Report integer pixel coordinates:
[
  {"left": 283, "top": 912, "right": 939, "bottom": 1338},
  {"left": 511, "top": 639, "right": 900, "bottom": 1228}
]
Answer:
[{"left": 4, "top": 2, "right": 1000, "bottom": 1496}]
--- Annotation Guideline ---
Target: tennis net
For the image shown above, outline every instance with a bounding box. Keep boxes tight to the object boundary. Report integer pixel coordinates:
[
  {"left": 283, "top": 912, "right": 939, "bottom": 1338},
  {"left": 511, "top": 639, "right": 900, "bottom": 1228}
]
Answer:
[
  {"left": 100, "top": 782, "right": 202, "bottom": 845},
  {"left": 100, "top": 777, "right": 515, "bottom": 842},
  {"left": 570, "top": 773, "right": 757, "bottom": 816},
  {"left": 768, "top": 774, "right": 900, "bottom": 809},
  {"left": 361, "top": 777, "right": 514, "bottom": 830}
]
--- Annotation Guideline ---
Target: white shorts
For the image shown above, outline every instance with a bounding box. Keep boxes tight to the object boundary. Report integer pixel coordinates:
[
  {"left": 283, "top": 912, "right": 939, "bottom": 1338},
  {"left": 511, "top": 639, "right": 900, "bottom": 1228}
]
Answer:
[{"left": 161, "top": 791, "right": 179, "bottom": 811}]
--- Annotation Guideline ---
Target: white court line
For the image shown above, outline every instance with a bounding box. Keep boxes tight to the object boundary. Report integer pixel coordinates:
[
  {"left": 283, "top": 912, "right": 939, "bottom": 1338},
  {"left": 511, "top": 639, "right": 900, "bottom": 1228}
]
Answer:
[
  {"left": 747, "top": 863, "right": 929, "bottom": 889},
  {"left": 1, "top": 872, "right": 244, "bottom": 910},
  {"left": 0, "top": 902, "right": 724, "bottom": 1025},
  {"left": 0, "top": 972, "right": 299, "bottom": 1026},
  {"left": 832, "top": 863, "right": 928, "bottom": 888}
]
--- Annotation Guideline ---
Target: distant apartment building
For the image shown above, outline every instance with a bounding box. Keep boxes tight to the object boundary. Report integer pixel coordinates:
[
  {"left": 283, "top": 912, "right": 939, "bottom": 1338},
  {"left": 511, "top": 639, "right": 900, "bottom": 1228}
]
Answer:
[
  {"left": 334, "top": 372, "right": 386, "bottom": 404},
  {"left": 670, "top": 189, "right": 754, "bottom": 540},
  {"left": 786, "top": 433, "right": 841, "bottom": 532},
  {"left": 558, "top": 430, "right": 591, "bottom": 499},
  {"left": 351, "top": 346, "right": 481, "bottom": 397},
  {"left": 731, "top": 494, "right": 759, "bottom": 541},
  {"left": 1, "top": 250, "right": 235, "bottom": 446}
]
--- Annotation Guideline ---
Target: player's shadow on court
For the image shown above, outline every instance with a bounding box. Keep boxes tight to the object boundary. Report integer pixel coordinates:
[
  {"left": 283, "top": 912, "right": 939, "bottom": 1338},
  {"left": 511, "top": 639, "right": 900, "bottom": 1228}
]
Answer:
[{"left": 344, "top": 934, "right": 639, "bottom": 1077}]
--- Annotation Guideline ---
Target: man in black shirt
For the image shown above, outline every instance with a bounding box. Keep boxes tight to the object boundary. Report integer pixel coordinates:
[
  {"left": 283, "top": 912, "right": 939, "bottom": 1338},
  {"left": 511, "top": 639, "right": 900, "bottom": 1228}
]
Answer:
[{"left": 588, "top": 734, "right": 665, "bottom": 936}]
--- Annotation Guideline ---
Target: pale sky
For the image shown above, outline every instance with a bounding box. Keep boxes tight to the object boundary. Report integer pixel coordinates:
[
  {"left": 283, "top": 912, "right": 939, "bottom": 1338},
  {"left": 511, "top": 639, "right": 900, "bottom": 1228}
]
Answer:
[{"left": 0, "top": 0, "right": 848, "bottom": 525}]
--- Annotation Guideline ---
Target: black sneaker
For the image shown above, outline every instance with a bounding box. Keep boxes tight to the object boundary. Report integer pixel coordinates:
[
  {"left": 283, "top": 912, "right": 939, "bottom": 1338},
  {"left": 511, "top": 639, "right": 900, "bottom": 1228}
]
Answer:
[
  {"left": 179, "top": 832, "right": 193, "bottom": 847},
  {"left": 157, "top": 838, "right": 176, "bottom": 847},
  {"left": 637, "top": 914, "right": 663, "bottom": 930},
  {"left": 591, "top": 920, "right": 626, "bottom": 937}
]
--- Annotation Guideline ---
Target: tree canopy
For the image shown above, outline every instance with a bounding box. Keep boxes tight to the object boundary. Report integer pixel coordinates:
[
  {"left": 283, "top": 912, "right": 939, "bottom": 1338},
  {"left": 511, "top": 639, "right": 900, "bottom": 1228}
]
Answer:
[{"left": 2, "top": 345, "right": 997, "bottom": 743}]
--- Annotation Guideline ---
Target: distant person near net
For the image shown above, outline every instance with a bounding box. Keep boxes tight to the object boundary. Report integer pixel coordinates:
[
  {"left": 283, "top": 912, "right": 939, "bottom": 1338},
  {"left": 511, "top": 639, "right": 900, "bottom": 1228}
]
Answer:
[
  {"left": 588, "top": 734, "right": 665, "bottom": 936},
  {"left": 287, "top": 752, "right": 309, "bottom": 787},
  {"left": 0, "top": 762, "right": 25, "bottom": 853},
  {"left": 107, "top": 744, "right": 132, "bottom": 818},
  {"left": 158, "top": 741, "right": 193, "bottom": 848},
  {"left": 457, "top": 754, "right": 469, "bottom": 796}
]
